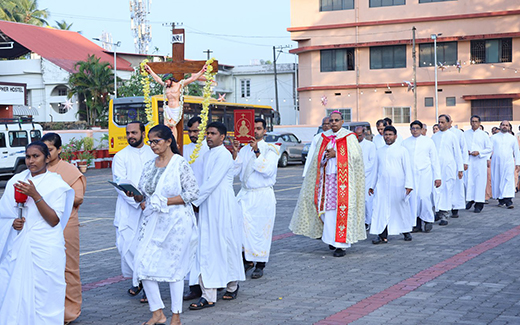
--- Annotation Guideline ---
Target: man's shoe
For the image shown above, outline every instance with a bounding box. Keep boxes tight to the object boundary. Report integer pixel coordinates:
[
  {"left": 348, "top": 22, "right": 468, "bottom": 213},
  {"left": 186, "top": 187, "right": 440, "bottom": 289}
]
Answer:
[
  {"left": 333, "top": 248, "right": 346, "bottom": 257},
  {"left": 365, "top": 223, "right": 370, "bottom": 231},
  {"left": 244, "top": 261, "right": 254, "bottom": 273},
  {"left": 251, "top": 267, "right": 264, "bottom": 279},
  {"left": 451, "top": 209, "right": 459, "bottom": 218},
  {"left": 372, "top": 237, "right": 388, "bottom": 245},
  {"left": 474, "top": 203, "right": 483, "bottom": 213},
  {"left": 424, "top": 222, "right": 433, "bottom": 233},
  {"left": 183, "top": 285, "right": 202, "bottom": 300},
  {"left": 507, "top": 203, "right": 514, "bottom": 209},
  {"left": 439, "top": 219, "right": 448, "bottom": 226},
  {"left": 466, "top": 201, "right": 475, "bottom": 210},
  {"left": 403, "top": 233, "right": 412, "bottom": 241},
  {"left": 434, "top": 212, "right": 441, "bottom": 221},
  {"left": 411, "top": 226, "right": 422, "bottom": 233},
  {"left": 329, "top": 245, "right": 335, "bottom": 250}
]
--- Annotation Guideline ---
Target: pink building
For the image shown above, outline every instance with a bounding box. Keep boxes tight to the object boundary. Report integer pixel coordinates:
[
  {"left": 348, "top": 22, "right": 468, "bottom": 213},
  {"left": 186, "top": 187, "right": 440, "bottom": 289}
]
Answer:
[{"left": 289, "top": 0, "right": 520, "bottom": 130}]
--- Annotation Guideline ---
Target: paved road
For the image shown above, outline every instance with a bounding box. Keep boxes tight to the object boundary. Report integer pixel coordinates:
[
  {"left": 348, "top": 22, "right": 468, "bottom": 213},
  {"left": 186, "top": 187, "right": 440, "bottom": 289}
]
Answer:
[{"left": 4, "top": 163, "right": 520, "bottom": 324}]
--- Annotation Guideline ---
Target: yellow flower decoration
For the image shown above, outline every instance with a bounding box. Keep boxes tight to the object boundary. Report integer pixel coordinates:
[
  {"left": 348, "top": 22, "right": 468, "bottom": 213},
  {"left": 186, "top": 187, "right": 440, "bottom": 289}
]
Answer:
[
  {"left": 189, "top": 58, "right": 216, "bottom": 164},
  {"left": 140, "top": 59, "right": 156, "bottom": 127}
]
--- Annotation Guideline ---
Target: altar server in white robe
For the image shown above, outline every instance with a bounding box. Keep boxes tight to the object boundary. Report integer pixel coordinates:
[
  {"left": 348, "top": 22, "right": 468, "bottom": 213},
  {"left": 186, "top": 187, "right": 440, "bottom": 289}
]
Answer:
[
  {"left": 464, "top": 115, "right": 493, "bottom": 213},
  {"left": 449, "top": 119, "right": 469, "bottom": 216},
  {"left": 130, "top": 125, "right": 198, "bottom": 325},
  {"left": 491, "top": 120, "right": 520, "bottom": 208},
  {"left": 369, "top": 126, "right": 414, "bottom": 244},
  {"left": 183, "top": 116, "right": 209, "bottom": 301},
  {"left": 402, "top": 121, "right": 441, "bottom": 233},
  {"left": 432, "top": 115, "right": 464, "bottom": 226},
  {"left": 233, "top": 118, "right": 279, "bottom": 280},
  {"left": 112, "top": 121, "right": 156, "bottom": 297},
  {"left": 190, "top": 122, "right": 245, "bottom": 310},
  {"left": 0, "top": 142, "right": 74, "bottom": 325},
  {"left": 355, "top": 126, "right": 377, "bottom": 228},
  {"left": 303, "top": 116, "right": 330, "bottom": 177}
]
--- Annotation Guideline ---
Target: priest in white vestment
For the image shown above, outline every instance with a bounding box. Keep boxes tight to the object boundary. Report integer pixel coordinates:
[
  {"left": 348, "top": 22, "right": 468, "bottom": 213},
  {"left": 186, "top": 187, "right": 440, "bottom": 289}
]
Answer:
[
  {"left": 190, "top": 122, "right": 245, "bottom": 310},
  {"left": 290, "top": 111, "right": 366, "bottom": 258},
  {"left": 369, "top": 126, "right": 414, "bottom": 244},
  {"left": 112, "top": 121, "right": 156, "bottom": 294},
  {"left": 432, "top": 115, "right": 464, "bottom": 226},
  {"left": 464, "top": 116, "right": 493, "bottom": 213},
  {"left": 0, "top": 142, "right": 74, "bottom": 325},
  {"left": 355, "top": 126, "right": 376, "bottom": 229},
  {"left": 233, "top": 118, "right": 279, "bottom": 279},
  {"left": 374, "top": 118, "right": 402, "bottom": 149},
  {"left": 449, "top": 121, "right": 469, "bottom": 215},
  {"left": 402, "top": 121, "right": 441, "bottom": 233},
  {"left": 491, "top": 121, "right": 520, "bottom": 208}
]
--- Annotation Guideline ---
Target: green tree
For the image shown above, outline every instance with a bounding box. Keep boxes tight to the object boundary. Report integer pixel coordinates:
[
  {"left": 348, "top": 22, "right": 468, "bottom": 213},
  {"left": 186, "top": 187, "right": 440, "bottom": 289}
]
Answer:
[
  {"left": 0, "top": 0, "right": 48, "bottom": 26},
  {"left": 118, "top": 69, "right": 163, "bottom": 98},
  {"left": 54, "top": 19, "right": 73, "bottom": 30},
  {"left": 68, "top": 54, "right": 116, "bottom": 126}
]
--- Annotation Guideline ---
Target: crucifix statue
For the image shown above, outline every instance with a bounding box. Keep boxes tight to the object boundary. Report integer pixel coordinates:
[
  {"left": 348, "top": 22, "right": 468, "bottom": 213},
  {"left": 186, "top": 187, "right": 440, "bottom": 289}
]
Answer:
[{"left": 145, "top": 28, "right": 218, "bottom": 152}]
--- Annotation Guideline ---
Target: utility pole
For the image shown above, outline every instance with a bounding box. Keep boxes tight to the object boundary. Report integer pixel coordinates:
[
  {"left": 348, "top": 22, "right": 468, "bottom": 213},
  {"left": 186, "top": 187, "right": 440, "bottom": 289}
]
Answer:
[
  {"left": 273, "top": 45, "right": 291, "bottom": 113},
  {"left": 412, "top": 26, "right": 417, "bottom": 121},
  {"left": 203, "top": 49, "right": 213, "bottom": 60},
  {"left": 431, "top": 33, "right": 442, "bottom": 123}
]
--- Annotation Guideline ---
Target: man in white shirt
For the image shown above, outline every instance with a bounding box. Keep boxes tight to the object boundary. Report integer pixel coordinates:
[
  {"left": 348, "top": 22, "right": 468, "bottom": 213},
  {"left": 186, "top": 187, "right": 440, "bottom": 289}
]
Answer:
[
  {"left": 355, "top": 126, "right": 376, "bottom": 230},
  {"left": 232, "top": 118, "right": 279, "bottom": 279},
  {"left": 464, "top": 115, "right": 492, "bottom": 213},
  {"left": 402, "top": 120, "right": 441, "bottom": 233},
  {"left": 491, "top": 120, "right": 520, "bottom": 208},
  {"left": 112, "top": 121, "right": 156, "bottom": 297}
]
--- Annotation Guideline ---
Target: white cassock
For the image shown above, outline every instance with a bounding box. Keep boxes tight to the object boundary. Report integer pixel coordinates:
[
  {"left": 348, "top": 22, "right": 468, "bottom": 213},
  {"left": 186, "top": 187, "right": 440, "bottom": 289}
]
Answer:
[
  {"left": 449, "top": 127, "right": 469, "bottom": 209},
  {"left": 183, "top": 141, "right": 209, "bottom": 185},
  {"left": 0, "top": 170, "right": 74, "bottom": 325},
  {"left": 234, "top": 140, "right": 279, "bottom": 263},
  {"left": 373, "top": 133, "right": 403, "bottom": 150},
  {"left": 192, "top": 145, "right": 246, "bottom": 288},
  {"left": 359, "top": 139, "right": 377, "bottom": 225},
  {"left": 432, "top": 130, "right": 464, "bottom": 211},
  {"left": 464, "top": 129, "right": 493, "bottom": 203},
  {"left": 402, "top": 135, "right": 441, "bottom": 223},
  {"left": 491, "top": 132, "right": 520, "bottom": 199},
  {"left": 112, "top": 144, "right": 156, "bottom": 277},
  {"left": 369, "top": 143, "right": 414, "bottom": 235},
  {"left": 303, "top": 132, "right": 323, "bottom": 177}
]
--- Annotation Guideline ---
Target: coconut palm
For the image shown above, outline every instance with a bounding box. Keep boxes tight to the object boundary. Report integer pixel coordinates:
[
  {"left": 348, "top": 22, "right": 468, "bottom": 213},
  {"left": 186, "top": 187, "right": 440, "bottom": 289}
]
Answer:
[
  {"left": 54, "top": 19, "right": 73, "bottom": 30},
  {"left": 0, "top": 0, "right": 48, "bottom": 26}
]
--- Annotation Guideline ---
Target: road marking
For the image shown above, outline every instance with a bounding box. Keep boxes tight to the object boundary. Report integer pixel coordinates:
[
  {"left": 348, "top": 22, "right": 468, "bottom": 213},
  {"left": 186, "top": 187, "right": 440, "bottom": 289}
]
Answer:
[
  {"left": 274, "top": 186, "right": 301, "bottom": 192},
  {"left": 80, "top": 246, "right": 117, "bottom": 257},
  {"left": 79, "top": 217, "right": 107, "bottom": 224}
]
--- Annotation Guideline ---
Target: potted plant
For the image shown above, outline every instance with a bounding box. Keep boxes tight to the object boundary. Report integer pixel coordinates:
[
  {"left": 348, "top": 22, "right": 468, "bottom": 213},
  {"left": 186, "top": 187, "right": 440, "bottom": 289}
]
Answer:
[
  {"left": 60, "top": 145, "right": 74, "bottom": 163},
  {"left": 77, "top": 151, "right": 94, "bottom": 173},
  {"left": 68, "top": 137, "right": 84, "bottom": 160},
  {"left": 83, "top": 136, "right": 94, "bottom": 152}
]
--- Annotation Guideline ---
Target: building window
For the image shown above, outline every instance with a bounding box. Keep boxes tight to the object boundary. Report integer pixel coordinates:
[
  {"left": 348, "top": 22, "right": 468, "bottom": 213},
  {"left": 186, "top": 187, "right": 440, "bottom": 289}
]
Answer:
[
  {"left": 419, "top": 42, "right": 457, "bottom": 67},
  {"left": 470, "top": 38, "right": 512, "bottom": 64},
  {"left": 471, "top": 98, "right": 512, "bottom": 121},
  {"left": 425, "top": 97, "right": 434, "bottom": 107},
  {"left": 446, "top": 97, "right": 456, "bottom": 106},
  {"left": 326, "top": 108, "right": 352, "bottom": 122},
  {"left": 384, "top": 107, "right": 411, "bottom": 123},
  {"left": 370, "top": 45, "right": 406, "bottom": 69},
  {"left": 240, "top": 79, "right": 251, "bottom": 98},
  {"left": 369, "top": 0, "right": 405, "bottom": 8},
  {"left": 320, "top": 0, "right": 354, "bottom": 11},
  {"left": 321, "top": 49, "right": 355, "bottom": 72},
  {"left": 419, "top": 0, "right": 456, "bottom": 3}
]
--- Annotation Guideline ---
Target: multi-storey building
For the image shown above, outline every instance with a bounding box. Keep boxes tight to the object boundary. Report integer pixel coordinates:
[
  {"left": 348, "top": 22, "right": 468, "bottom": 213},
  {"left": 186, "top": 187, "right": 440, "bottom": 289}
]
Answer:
[{"left": 289, "top": 0, "right": 520, "bottom": 129}]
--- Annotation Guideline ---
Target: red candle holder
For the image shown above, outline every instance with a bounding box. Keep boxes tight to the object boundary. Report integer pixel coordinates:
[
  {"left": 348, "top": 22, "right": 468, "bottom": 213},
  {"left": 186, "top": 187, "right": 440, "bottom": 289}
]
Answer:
[{"left": 14, "top": 185, "right": 28, "bottom": 204}]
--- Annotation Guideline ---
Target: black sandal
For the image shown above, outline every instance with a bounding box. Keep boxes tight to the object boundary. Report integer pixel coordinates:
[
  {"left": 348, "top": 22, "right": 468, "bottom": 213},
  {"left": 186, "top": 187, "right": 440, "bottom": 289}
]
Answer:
[
  {"left": 222, "top": 285, "right": 239, "bottom": 300},
  {"left": 140, "top": 291, "right": 148, "bottom": 303},
  {"left": 128, "top": 282, "right": 143, "bottom": 296},
  {"left": 244, "top": 262, "right": 254, "bottom": 273},
  {"left": 189, "top": 297, "right": 215, "bottom": 310}
]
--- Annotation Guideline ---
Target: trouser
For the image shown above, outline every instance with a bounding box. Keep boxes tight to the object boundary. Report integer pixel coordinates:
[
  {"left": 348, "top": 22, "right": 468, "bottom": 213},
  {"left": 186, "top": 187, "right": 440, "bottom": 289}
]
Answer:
[
  {"left": 243, "top": 253, "right": 266, "bottom": 269},
  {"left": 379, "top": 227, "right": 388, "bottom": 240},
  {"left": 199, "top": 275, "right": 238, "bottom": 303},
  {"left": 499, "top": 198, "right": 513, "bottom": 205},
  {"left": 142, "top": 280, "right": 184, "bottom": 314}
]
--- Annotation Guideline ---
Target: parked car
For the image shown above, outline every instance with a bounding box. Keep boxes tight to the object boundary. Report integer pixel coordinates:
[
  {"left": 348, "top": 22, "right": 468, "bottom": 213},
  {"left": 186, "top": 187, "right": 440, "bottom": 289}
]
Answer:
[
  {"left": 264, "top": 132, "right": 306, "bottom": 167},
  {"left": 301, "top": 142, "right": 311, "bottom": 164},
  {"left": 316, "top": 121, "right": 373, "bottom": 141},
  {"left": 0, "top": 118, "right": 43, "bottom": 180}
]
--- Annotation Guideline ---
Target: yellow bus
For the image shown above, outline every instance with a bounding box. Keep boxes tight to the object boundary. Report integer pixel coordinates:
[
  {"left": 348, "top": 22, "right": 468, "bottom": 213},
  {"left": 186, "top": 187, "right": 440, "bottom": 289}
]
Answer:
[{"left": 108, "top": 95, "right": 278, "bottom": 154}]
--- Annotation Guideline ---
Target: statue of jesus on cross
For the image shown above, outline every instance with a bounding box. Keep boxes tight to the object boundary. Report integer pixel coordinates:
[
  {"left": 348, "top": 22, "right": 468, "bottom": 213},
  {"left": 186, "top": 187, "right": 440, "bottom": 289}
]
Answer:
[{"left": 144, "top": 63, "right": 207, "bottom": 134}]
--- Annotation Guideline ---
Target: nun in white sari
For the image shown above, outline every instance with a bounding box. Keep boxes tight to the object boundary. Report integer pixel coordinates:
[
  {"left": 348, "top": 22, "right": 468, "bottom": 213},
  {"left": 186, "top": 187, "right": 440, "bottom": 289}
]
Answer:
[{"left": 0, "top": 142, "right": 74, "bottom": 325}]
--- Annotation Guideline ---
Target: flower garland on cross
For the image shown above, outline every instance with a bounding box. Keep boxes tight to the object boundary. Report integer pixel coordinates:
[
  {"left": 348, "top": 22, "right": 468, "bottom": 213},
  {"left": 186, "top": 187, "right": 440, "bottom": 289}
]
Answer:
[{"left": 139, "top": 59, "right": 156, "bottom": 127}]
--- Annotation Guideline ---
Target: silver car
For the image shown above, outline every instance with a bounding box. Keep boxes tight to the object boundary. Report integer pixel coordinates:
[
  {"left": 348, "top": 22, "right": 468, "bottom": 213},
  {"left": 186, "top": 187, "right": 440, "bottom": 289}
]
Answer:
[{"left": 265, "top": 132, "right": 305, "bottom": 167}]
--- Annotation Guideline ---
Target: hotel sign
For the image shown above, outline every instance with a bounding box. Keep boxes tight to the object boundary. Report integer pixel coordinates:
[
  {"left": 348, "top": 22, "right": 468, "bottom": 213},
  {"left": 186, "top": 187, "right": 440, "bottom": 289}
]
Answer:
[{"left": 0, "top": 82, "right": 26, "bottom": 105}]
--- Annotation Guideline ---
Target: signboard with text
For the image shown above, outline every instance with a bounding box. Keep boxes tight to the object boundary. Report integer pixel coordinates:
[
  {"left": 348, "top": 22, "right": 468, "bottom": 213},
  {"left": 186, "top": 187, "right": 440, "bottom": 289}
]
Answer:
[{"left": 0, "top": 82, "right": 25, "bottom": 105}]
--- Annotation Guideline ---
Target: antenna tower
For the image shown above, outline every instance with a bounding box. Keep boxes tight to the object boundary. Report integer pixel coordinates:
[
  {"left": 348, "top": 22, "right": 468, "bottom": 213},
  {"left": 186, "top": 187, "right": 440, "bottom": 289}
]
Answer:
[{"left": 129, "top": 0, "right": 152, "bottom": 54}]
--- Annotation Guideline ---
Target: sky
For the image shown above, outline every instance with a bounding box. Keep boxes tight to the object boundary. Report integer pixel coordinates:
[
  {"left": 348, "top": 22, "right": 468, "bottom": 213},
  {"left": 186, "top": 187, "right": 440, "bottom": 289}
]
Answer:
[{"left": 39, "top": 0, "right": 297, "bottom": 66}]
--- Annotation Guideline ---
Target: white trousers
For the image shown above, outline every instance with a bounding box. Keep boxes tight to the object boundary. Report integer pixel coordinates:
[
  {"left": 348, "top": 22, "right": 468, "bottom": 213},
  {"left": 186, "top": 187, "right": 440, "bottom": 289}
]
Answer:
[
  {"left": 142, "top": 280, "right": 184, "bottom": 314},
  {"left": 321, "top": 210, "right": 351, "bottom": 249},
  {"left": 199, "top": 275, "right": 237, "bottom": 303}
]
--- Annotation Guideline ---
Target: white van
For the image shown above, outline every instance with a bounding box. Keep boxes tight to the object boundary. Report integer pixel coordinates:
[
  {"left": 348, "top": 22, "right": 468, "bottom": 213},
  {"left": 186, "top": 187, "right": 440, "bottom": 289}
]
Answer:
[{"left": 0, "top": 119, "right": 43, "bottom": 180}]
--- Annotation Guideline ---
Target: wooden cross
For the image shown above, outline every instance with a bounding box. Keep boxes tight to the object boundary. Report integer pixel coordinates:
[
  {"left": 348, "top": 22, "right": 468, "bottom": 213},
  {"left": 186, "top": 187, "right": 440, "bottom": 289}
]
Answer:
[{"left": 146, "top": 28, "right": 218, "bottom": 153}]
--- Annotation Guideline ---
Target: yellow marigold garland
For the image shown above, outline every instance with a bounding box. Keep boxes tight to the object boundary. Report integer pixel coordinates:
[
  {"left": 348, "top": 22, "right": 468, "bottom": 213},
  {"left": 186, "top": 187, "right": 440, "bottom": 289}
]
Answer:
[
  {"left": 140, "top": 59, "right": 155, "bottom": 126},
  {"left": 189, "top": 58, "right": 216, "bottom": 164}
]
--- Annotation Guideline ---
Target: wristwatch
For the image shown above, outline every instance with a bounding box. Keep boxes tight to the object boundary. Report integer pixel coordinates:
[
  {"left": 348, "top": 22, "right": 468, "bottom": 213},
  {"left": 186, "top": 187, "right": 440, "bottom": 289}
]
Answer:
[{"left": 253, "top": 149, "right": 260, "bottom": 154}]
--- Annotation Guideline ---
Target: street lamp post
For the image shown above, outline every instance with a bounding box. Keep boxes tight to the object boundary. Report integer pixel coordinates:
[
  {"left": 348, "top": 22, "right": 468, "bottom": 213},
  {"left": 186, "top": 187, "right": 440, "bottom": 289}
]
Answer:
[
  {"left": 93, "top": 38, "right": 121, "bottom": 98},
  {"left": 430, "top": 33, "right": 442, "bottom": 123}
]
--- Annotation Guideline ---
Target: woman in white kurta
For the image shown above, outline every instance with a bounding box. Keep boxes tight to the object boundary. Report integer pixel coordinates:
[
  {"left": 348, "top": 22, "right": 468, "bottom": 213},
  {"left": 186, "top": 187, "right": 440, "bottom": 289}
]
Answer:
[
  {"left": 130, "top": 125, "right": 198, "bottom": 325},
  {"left": 0, "top": 142, "right": 74, "bottom": 325}
]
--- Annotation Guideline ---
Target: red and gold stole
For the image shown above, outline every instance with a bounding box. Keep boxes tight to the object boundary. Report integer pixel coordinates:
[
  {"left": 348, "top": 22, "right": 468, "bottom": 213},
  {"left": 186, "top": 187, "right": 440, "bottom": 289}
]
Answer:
[{"left": 313, "top": 132, "right": 354, "bottom": 243}]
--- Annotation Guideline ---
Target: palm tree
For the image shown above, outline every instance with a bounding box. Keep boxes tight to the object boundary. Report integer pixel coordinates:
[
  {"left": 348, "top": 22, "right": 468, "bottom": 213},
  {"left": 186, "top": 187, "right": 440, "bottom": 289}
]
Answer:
[
  {"left": 54, "top": 19, "right": 73, "bottom": 30},
  {"left": 69, "top": 55, "right": 116, "bottom": 126},
  {"left": 0, "top": 0, "right": 48, "bottom": 26}
]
